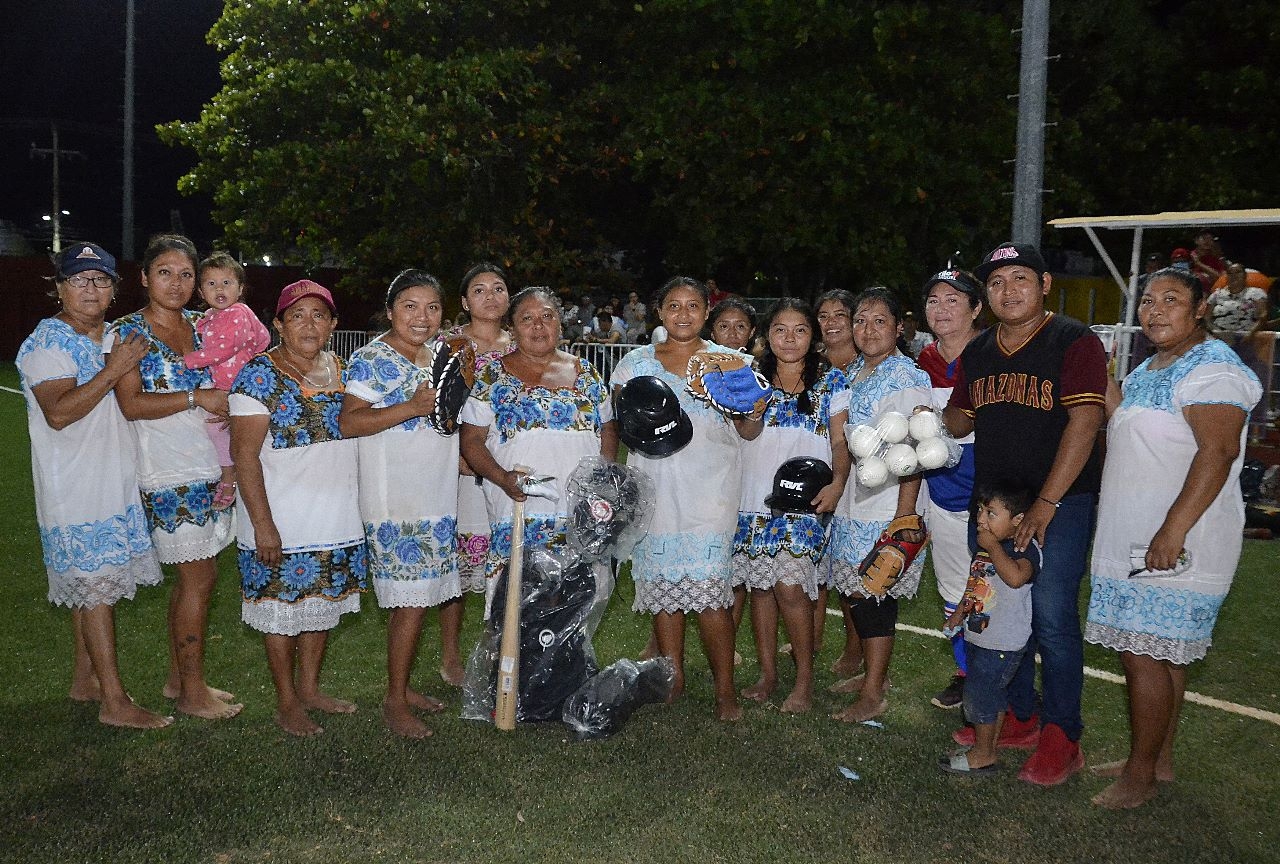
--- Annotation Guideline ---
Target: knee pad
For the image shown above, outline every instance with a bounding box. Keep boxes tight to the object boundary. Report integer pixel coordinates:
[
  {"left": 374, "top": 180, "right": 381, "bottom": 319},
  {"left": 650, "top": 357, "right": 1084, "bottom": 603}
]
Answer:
[{"left": 850, "top": 596, "right": 898, "bottom": 639}]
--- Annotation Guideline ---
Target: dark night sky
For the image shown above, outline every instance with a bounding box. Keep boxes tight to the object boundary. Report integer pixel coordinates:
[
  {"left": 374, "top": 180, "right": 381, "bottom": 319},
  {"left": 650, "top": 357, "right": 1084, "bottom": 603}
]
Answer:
[{"left": 0, "top": 0, "right": 224, "bottom": 260}]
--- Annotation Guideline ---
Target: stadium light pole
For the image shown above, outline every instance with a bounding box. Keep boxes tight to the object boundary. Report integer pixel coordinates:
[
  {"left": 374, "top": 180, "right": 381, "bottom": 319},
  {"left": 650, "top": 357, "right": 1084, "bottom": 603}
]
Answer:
[
  {"left": 1011, "top": 0, "right": 1050, "bottom": 247},
  {"left": 122, "top": 0, "right": 136, "bottom": 260}
]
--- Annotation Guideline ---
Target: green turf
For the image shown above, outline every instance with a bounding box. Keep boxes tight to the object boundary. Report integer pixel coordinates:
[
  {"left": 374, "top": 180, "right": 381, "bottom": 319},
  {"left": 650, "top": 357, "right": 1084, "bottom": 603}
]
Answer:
[{"left": 2, "top": 361, "right": 1278, "bottom": 863}]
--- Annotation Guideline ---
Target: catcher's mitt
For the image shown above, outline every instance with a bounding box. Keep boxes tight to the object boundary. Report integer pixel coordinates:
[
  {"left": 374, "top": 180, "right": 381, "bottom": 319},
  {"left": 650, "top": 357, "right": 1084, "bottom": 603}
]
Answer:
[
  {"left": 685, "top": 350, "right": 773, "bottom": 417},
  {"left": 857, "top": 514, "right": 928, "bottom": 599},
  {"left": 429, "top": 337, "right": 477, "bottom": 435}
]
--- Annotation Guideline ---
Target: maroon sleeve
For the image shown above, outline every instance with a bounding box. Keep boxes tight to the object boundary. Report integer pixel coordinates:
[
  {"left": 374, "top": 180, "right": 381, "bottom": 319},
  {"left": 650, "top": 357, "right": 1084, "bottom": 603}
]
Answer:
[
  {"left": 947, "top": 355, "right": 973, "bottom": 414},
  {"left": 1059, "top": 332, "right": 1107, "bottom": 409}
]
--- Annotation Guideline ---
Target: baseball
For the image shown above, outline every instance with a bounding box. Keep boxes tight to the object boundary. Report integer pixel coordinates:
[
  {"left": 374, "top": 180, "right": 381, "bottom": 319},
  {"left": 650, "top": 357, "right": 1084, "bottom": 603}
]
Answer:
[
  {"left": 848, "top": 424, "right": 881, "bottom": 459},
  {"left": 915, "top": 436, "right": 950, "bottom": 470},
  {"left": 856, "top": 456, "right": 889, "bottom": 488},
  {"left": 908, "top": 410, "right": 942, "bottom": 441},
  {"left": 885, "top": 443, "right": 919, "bottom": 476},
  {"left": 876, "top": 411, "right": 909, "bottom": 444}
]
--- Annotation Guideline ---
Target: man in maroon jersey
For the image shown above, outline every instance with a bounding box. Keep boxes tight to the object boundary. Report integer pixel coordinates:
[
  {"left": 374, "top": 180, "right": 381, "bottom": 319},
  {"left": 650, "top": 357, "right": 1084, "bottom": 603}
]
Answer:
[{"left": 942, "top": 242, "right": 1107, "bottom": 786}]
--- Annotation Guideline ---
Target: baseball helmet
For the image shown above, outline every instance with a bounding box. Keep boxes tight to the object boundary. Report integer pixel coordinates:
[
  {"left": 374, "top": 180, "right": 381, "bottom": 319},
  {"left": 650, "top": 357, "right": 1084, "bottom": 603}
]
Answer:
[
  {"left": 565, "top": 456, "right": 656, "bottom": 561},
  {"left": 764, "top": 457, "right": 834, "bottom": 514},
  {"left": 615, "top": 376, "right": 693, "bottom": 457}
]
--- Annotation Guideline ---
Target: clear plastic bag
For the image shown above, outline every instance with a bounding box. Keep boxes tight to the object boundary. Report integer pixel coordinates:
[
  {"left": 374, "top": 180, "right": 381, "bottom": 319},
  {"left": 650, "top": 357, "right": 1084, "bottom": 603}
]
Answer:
[
  {"left": 564, "top": 456, "right": 656, "bottom": 562},
  {"left": 461, "top": 548, "right": 614, "bottom": 724},
  {"left": 848, "top": 408, "right": 961, "bottom": 489},
  {"left": 561, "top": 657, "right": 677, "bottom": 741}
]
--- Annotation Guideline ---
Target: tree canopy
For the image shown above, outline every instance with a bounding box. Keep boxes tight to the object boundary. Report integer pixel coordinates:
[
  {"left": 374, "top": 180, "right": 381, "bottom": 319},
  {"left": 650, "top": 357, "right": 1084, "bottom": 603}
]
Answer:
[{"left": 162, "top": 0, "right": 1280, "bottom": 296}]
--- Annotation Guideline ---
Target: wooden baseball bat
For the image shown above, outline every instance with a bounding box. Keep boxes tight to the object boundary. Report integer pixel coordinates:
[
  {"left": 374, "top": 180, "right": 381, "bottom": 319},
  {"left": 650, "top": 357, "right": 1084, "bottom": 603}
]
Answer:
[{"left": 494, "top": 477, "right": 527, "bottom": 731}]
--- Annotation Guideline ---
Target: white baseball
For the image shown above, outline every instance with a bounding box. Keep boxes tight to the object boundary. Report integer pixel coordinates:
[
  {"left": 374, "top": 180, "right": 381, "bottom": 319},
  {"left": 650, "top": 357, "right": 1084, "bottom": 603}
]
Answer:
[
  {"left": 915, "top": 436, "right": 950, "bottom": 470},
  {"left": 848, "top": 424, "right": 881, "bottom": 459},
  {"left": 876, "top": 411, "right": 909, "bottom": 444},
  {"left": 885, "top": 443, "right": 919, "bottom": 476},
  {"left": 856, "top": 456, "right": 889, "bottom": 488},
  {"left": 908, "top": 410, "right": 941, "bottom": 441}
]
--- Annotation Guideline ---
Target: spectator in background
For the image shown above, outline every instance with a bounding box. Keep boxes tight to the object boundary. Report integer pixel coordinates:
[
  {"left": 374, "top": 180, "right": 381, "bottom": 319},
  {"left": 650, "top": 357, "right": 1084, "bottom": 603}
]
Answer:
[
  {"left": 1170, "top": 248, "right": 1193, "bottom": 273},
  {"left": 1207, "top": 262, "right": 1272, "bottom": 426},
  {"left": 1143, "top": 252, "right": 1167, "bottom": 276},
  {"left": 623, "top": 291, "right": 648, "bottom": 343},
  {"left": 1190, "top": 230, "right": 1226, "bottom": 290},
  {"left": 584, "top": 306, "right": 624, "bottom": 344},
  {"left": 707, "top": 278, "right": 732, "bottom": 308},
  {"left": 902, "top": 311, "right": 932, "bottom": 358},
  {"left": 575, "top": 293, "right": 596, "bottom": 340}
]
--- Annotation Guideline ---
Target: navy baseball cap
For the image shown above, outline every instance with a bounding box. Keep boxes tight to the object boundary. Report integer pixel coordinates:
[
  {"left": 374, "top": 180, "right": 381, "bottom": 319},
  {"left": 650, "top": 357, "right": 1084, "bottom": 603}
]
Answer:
[
  {"left": 922, "top": 268, "right": 982, "bottom": 301},
  {"left": 974, "top": 242, "right": 1048, "bottom": 283},
  {"left": 57, "top": 243, "right": 119, "bottom": 280}
]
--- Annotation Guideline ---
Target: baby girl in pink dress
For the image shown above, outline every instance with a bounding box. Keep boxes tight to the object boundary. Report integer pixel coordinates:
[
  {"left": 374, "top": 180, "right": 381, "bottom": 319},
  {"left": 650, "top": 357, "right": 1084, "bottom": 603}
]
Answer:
[{"left": 183, "top": 253, "right": 271, "bottom": 509}]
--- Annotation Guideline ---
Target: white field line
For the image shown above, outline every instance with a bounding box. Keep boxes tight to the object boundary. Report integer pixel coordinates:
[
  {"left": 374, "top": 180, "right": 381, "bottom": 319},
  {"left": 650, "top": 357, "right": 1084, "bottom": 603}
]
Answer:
[
  {"left": 840, "top": 614, "right": 1280, "bottom": 727},
  {"left": 1, "top": 385, "right": 21, "bottom": 395}
]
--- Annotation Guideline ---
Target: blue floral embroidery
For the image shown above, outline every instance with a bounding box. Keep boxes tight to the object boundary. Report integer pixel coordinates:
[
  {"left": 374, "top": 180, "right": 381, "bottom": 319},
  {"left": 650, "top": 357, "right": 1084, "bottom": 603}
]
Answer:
[
  {"left": 231, "top": 354, "right": 347, "bottom": 450},
  {"left": 38, "top": 505, "right": 154, "bottom": 574},
  {"left": 471, "top": 358, "right": 608, "bottom": 445},
  {"left": 142, "top": 481, "right": 218, "bottom": 534},
  {"left": 1121, "top": 338, "right": 1260, "bottom": 413},
  {"left": 17, "top": 318, "right": 103, "bottom": 388},
  {"left": 365, "top": 518, "right": 459, "bottom": 582},
  {"left": 845, "top": 353, "right": 930, "bottom": 426},
  {"left": 239, "top": 542, "right": 367, "bottom": 602},
  {"left": 110, "top": 311, "right": 211, "bottom": 393}
]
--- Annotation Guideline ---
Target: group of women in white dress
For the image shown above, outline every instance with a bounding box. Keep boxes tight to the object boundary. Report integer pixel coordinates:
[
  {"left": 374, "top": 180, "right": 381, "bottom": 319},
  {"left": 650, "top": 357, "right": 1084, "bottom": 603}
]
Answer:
[{"left": 20, "top": 238, "right": 1260, "bottom": 790}]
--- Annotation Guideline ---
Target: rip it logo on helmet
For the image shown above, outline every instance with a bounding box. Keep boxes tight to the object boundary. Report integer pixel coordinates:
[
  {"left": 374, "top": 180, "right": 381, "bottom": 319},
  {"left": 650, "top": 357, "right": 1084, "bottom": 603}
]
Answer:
[
  {"left": 989, "top": 246, "right": 1020, "bottom": 262},
  {"left": 780, "top": 479, "right": 804, "bottom": 491},
  {"left": 654, "top": 419, "right": 677, "bottom": 435},
  {"left": 589, "top": 498, "right": 614, "bottom": 523}
]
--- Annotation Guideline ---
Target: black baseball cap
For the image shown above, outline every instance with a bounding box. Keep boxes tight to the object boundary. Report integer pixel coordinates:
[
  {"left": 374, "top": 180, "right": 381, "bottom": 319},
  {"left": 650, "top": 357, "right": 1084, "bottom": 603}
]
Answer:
[{"left": 974, "top": 242, "right": 1048, "bottom": 283}]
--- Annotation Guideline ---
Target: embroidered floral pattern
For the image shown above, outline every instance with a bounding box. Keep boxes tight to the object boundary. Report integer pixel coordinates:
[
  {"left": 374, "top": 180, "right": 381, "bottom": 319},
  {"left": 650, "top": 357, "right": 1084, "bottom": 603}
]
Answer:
[
  {"left": 762, "top": 366, "right": 848, "bottom": 435},
  {"left": 142, "top": 481, "right": 218, "bottom": 534},
  {"left": 471, "top": 358, "right": 608, "bottom": 445},
  {"left": 1085, "top": 573, "right": 1225, "bottom": 664},
  {"left": 366, "top": 516, "right": 458, "bottom": 581},
  {"left": 845, "top": 353, "right": 931, "bottom": 426},
  {"left": 231, "top": 354, "right": 345, "bottom": 449},
  {"left": 239, "top": 542, "right": 367, "bottom": 604},
  {"left": 16, "top": 319, "right": 103, "bottom": 387},
  {"left": 40, "top": 505, "right": 153, "bottom": 574},
  {"left": 1121, "top": 338, "right": 1258, "bottom": 413},
  {"left": 486, "top": 515, "right": 567, "bottom": 577},
  {"left": 110, "top": 311, "right": 211, "bottom": 393},
  {"left": 344, "top": 340, "right": 433, "bottom": 432},
  {"left": 734, "top": 512, "right": 828, "bottom": 561}
]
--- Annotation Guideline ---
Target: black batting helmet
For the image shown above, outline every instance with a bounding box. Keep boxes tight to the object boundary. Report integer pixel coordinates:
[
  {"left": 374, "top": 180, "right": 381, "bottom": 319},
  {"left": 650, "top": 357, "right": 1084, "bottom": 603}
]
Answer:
[
  {"left": 764, "top": 457, "right": 834, "bottom": 514},
  {"left": 615, "top": 375, "right": 693, "bottom": 457}
]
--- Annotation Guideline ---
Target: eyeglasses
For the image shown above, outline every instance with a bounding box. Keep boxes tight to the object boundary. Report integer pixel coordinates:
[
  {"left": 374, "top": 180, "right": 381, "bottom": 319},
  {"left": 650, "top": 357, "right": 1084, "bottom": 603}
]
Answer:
[{"left": 64, "top": 274, "right": 115, "bottom": 288}]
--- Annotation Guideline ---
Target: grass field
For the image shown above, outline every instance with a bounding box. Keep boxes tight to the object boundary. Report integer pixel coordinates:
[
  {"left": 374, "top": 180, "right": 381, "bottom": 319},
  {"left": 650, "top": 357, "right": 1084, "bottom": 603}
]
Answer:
[{"left": 2, "top": 361, "right": 1278, "bottom": 864}]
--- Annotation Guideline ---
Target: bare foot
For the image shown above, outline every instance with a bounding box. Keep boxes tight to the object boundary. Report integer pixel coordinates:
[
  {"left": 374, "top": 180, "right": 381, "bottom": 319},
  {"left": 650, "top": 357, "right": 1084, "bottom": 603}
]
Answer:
[
  {"left": 406, "top": 688, "right": 447, "bottom": 714},
  {"left": 164, "top": 681, "right": 236, "bottom": 703},
  {"left": 69, "top": 679, "right": 102, "bottom": 703},
  {"left": 832, "top": 696, "right": 888, "bottom": 723},
  {"left": 1092, "top": 778, "right": 1158, "bottom": 810},
  {"left": 831, "top": 652, "right": 862, "bottom": 678},
  {"left": 439, "top": 664, "right": 465, "bottom": 687},
  {"left": 716, "top": 696, "right": 742, "bottom": 722},
  {"left": 177, "top": 689, "right": 244, "bottom": 720},
  {"left": 383, "top": 700, "right": 433, "bottom": 739},
  {"left": 665, "top": 677, "right": 686, "bottom": 704},
  {"left": 828, "top": 673, "right": 890, "bottom": 695},
  {"left": 299, "top": 692, "right": 357, "bottom": 714},
  {"left": 638, "top": 636, "right": 659, "bottom": 661},
  {"left": 1090, "top": 759, "right": 1174, "bottom": 783},
  {"left": 733, "top": 651, "right": 743, "bottom": 667},
  {"left": 780, "top": 688, "right": 813, "bottom": 714},
  {"left": 275, "top": 704, "right": 323, "bottom": 737},
  {"left": 741, "top": 678, "right": 776, "bottom": 703},
  {"left": 99, "top": 698, "right": 174, "bottom": 730}
]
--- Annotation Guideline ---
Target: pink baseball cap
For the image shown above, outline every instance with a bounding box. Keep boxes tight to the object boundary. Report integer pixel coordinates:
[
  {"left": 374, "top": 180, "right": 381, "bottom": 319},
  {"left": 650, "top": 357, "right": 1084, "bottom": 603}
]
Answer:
[{"left": 275, "top": 279, "right": 336, "bottom": 316}]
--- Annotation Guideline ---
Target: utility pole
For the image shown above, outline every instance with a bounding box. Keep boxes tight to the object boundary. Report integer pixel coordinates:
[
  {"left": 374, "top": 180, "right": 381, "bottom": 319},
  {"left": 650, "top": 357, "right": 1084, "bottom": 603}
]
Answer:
[
  {"left": 1011, "top": 0, "right": 1050, "bottom": 247},
  {"left": 30, "top": 123, "right": 86, "bottom": 253},
  {"left": 123, "top": 0, "right": 136, "bottom": 259}
]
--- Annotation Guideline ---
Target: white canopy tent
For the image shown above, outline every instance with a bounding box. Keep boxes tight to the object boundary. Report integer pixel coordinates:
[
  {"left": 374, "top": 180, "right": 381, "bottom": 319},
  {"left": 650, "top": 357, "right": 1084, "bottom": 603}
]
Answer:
[{"left": 1047, "top": 208, "right": 1280, "bottom": 327}]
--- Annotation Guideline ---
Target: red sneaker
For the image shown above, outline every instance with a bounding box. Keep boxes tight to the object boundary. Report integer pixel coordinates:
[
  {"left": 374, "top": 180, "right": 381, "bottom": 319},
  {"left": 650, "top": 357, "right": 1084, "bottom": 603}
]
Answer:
[
  {"left": 951, "top": 711, "right": 1040, "bottom": 749},
  {"left": 1018, "top": 722, "right": 1084, "bottom": 786}
]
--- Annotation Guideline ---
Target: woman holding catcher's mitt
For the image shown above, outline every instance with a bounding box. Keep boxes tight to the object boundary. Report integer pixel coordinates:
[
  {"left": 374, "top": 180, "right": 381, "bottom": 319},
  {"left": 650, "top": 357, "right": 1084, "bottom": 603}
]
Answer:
[
  {"left": 826, "top": 288, "right": 931, "bottom": 724},
  {"left": 607, "top": 276, "right": 764, "bottom": 722}
]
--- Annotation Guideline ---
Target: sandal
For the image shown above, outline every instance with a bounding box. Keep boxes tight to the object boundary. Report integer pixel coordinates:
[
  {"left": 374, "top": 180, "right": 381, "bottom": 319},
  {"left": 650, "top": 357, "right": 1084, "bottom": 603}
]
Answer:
[
  {"left": 213, "top": 480, "right": 237, "bottom": 511},
  {"left": 938, "top": 751, "right": 1001, "bottom": 776}
]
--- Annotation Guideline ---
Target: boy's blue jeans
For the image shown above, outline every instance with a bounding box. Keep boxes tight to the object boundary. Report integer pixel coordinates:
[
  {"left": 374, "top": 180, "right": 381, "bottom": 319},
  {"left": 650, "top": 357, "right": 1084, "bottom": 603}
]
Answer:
[{"left": 969, "top": 493, "right": 1095, "bottom": 742}]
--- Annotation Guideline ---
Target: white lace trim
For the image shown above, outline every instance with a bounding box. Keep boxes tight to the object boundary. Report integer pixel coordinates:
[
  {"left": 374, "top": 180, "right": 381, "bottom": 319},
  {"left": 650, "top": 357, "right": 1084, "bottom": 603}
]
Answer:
[
  {"left": 152, "top": 513, "right": 234, "bottom": 564},
  {"left": 372, "top": 575, "right": 463, "bottom": 609},
  {"left": 732, "top": 554, "right": 818, "bottom": 599},
  {"left": 47, "top": 554, "right": 164, "bottom": 608},
  {"left": 633, "top": 577, "right": 732, "bottom": 614},
  {"left": 242, "top": 593, "right": 361, "bottom": 636},
  {"left": 1084, "top": 621, "right": 1209, "bottom": 665},
  {"left": 457, "top": 562, "right": 488, "bottom": 594}
]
